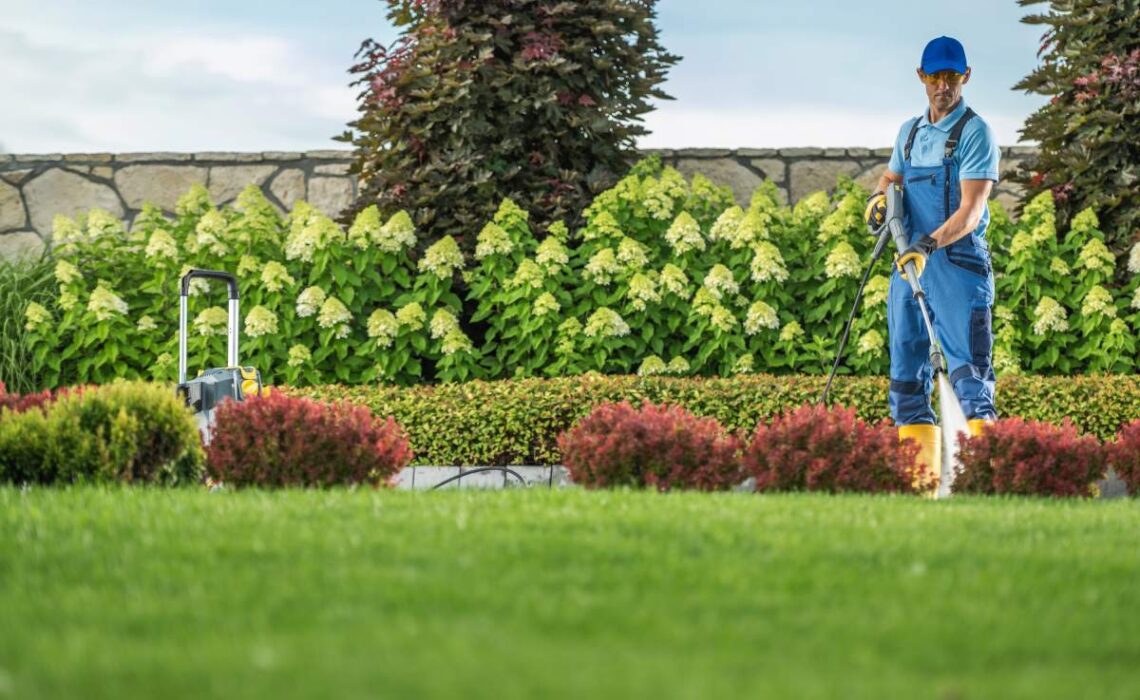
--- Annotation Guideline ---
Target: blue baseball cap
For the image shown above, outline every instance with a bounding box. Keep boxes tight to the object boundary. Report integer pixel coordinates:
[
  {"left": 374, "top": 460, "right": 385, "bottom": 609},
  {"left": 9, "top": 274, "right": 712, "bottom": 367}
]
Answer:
[{"left": 921, "top": 36, "right": 967, "bottom": 74}]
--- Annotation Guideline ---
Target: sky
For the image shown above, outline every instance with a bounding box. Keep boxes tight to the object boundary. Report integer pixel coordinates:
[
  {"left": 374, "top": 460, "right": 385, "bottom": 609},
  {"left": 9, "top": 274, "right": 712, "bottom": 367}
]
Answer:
[{"left": 0, "top": 0, "right": 1048, "bottom": 153}]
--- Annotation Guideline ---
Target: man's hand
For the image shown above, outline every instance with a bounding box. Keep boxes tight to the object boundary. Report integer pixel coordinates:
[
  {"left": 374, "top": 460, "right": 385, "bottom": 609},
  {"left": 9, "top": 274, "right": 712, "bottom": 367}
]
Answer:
[
  {"left": 897, "top": 235, "right": 938, "bottom": 280},
  {"left": 864, "top": 191, "right": 887, "bottom": 229}
]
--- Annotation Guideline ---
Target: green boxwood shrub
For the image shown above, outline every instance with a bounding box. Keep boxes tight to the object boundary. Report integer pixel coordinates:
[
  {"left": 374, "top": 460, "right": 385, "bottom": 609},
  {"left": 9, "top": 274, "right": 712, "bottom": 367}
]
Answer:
[
  {"left": 290, "top": 373, "right": 1140, "bottom": 466},
  {"left": 0, "top": 380, "right": 203, "bottom": 485}
]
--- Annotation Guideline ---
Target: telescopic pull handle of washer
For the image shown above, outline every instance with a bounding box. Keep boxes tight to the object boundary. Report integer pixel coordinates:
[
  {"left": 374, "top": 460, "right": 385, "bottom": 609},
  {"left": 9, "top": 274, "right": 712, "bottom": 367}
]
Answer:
[{"left": 178, "top": 269, "right": 240, "bottom": 385}]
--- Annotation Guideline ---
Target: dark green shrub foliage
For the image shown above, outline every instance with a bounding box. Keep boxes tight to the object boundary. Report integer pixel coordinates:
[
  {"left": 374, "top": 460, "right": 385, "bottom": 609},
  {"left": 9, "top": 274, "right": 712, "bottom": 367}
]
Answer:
[
  {"left": 0, "top": 381, "right": 203, "bottom": 485},
  {"left": 953, "top": 417, "right": 1106, "bottom": 497},
  {"left": 1014, "top": 0, "right": 1140, "bottom": 251},
  {"left": 557, "top": 401, "right": 743, "bottom": 491},
  {"left": 338, "top": 0, "right": 679, "bottom": 251},
  {"left": 205, "top": 391, "right": 413, "bottom": 488},
  {"left": 742, "top": 403, "right": 925, "bottom": 494}
]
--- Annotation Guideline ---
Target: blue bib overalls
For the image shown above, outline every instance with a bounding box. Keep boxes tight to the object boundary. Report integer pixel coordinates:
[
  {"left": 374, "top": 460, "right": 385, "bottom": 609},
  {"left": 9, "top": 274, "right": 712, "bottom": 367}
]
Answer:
[{"left": 888, "top": 108, "right": 998, "bottom": 425}]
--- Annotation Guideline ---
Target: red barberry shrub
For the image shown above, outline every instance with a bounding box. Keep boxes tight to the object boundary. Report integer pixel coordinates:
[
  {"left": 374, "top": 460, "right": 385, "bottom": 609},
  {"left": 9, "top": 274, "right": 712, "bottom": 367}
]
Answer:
[
  {"left": 206, "top": 391, "right": 413, "bottom": 488},
  {"left": 1104, "top": 419, "right": 1140, "bottom": 497},
  {"left": 742, "top": 403, "right": 925, "bottom": 494},
  {"left": 954, "top": 418, "right": 1106, "bottom": 497},
  {"left": 557, "top": 401, "right": 743, "bottom": 491},
  {"left": 0, "top": 381, "right": 79, "bottom": 414}
]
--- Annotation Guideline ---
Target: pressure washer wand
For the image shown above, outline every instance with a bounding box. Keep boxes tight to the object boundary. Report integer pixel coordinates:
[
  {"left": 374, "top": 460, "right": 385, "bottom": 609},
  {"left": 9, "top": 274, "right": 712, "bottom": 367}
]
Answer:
[{"left": 884, "top": 185, "right": 946, "bottom": 376}]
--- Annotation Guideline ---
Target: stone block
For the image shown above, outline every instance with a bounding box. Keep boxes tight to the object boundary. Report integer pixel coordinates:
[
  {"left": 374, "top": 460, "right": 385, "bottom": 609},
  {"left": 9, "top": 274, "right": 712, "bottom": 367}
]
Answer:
[
  {"left": 23, "top": 168, "right": 124, "bottom": 236},
  {"left": 117, "top": 152, "right": 193, "bottom": 162},
  {"left": 854, "top": 164, "right": 884, "bottom": 193},
  {"left": 675, "top": 157, "right": 764, "bottom": 207},
  {"left": 748, "top": 158, "right": 786, "bottom": 185},
  {"left": 269, "top": 169, "right": 306, "bottom": 210},
  {"left": 194, "top": 152, "right": 262, "bottom": 163},
  {"left": 504, "top": 466, "right": 551, "bottom": 488},
  {"left": 846, "top": 147, "right": 872, "bottom": 158},
  {"left": 457, "top": 467, "right": 506, "bottom": 490},
  {"left": 737, "top": 148, "right": 778, "bottom": 157},
  {"left": 0, "top": 169, "right": 34, "bottom": 185},
  {"left": 677, "top": 148, "right": 732, "bottom": 158},
  {"left": 261, "top": 151, "right": 303, "bottom": 161},
  {"left": 779, "top": 147, "right": 824, "bottom": 158},
  {"left": 14, "top": 154, "right": 63, "bottom": 162},
  {"left": 408, "top": 466, "right": 461, "bottom": 490},
  {"left": 314, "top": 163, "right": 351, "bottom": 176},
  {"left": 1007, "top": 145, "right": 1038, "bottom": 157},
  {"left": 62, "top": 153, "right": 113, "bottom": 163},
  {"left": 308, "top": 176, "right": 353, "bottom": 218},
  {"left": 823, "top": 148, "right": 847, "bottom": 158},
  {"left": 788, "top": 159, "right": 862, "bottom": 201},
  {"left": 550, "top": 466, "right": 574, "bottom": 488},
  {"left": 871, "top": 147, "right": 895, "bottom": 158},
  {"left": 207, "top": 165, "right": 277, "bottom": 205},
  {"left": 303, "top": 150, "right": 352, "bottom": 160},
  {"left": 0, "top": 231, "right": 44, "bottom": 261},
  {"left": 392, "top": 467, "right": 416, "bottom": 491},
  {"left": 0, "top": 180, "right": 27, "bottom": 230},
  {"left": 116, "top": 164, "right": 208, "bottom": 210},
  {"left": 92, "top": 167, "right": 113, "bottom": 180},
  {"left": 638, "top": 148, "right": 675, "bottom": 159}
]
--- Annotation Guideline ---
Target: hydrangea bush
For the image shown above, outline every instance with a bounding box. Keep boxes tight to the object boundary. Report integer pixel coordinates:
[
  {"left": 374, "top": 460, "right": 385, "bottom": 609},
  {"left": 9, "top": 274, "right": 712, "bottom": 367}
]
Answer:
[{"left": 22, "top": 159, "right": 1140, "bottom": 388}]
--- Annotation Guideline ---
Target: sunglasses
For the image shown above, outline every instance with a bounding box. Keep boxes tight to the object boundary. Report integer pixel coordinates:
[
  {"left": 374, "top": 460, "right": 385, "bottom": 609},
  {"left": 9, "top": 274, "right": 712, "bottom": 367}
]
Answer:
[{"left": 919, "top": 70, "right": 967, "bottom": 85}]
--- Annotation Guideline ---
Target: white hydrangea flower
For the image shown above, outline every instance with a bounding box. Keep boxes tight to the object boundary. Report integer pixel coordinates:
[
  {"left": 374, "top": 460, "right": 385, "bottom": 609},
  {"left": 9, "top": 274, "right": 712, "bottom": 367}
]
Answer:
[
  {"left": 1030, "top": 218, "right": 1056, "bottom": 244},
  {"left": 87, "top": 283, "right": 129, "bottom": 322},
  {"left": 793, "top": 191, "right": 830, "bottom": 225},
  {"left": 659, "top": 264, "right": 689, "bottom": 296},
  {"left": 244, "top": 306, "right": 278, "bottom": 338},
  {"left": 367, "top": 309, "right": 399, "bottom": 348},
  {"left": 376, "top": 210, "right": 417, "bottom": 253},
  {"left": 583, "top": 307, "right": 631, "bottom": 338},
  {"left": 732, "top": 353, "right": 754, "bottom": 375},
  {"left": 584, "top": 248, "right": 622, "bottom": 285},
  {"left": 863, "top": 275, "right": 890, "bottom": 307},
  {"left": 54, "top": 260, "right": 82, "bottom": 286},
  {"left": 475, "top": 222, "right": 514, "bottom": 260},
  {"left": 1069, "top": 208, "right": 1099, "bottom": 234},
  {"left": 818, "top": 192, "right": 863, "bottom": 242},
  {"left": 702, "top": 264, "right": 739, "bottom": 300},
  {"left": 583, "top": 211, "right": 623, "bottom": 241},
  {"left": 626, "top": 273, "right": 660, "bottom": 312},
  {"left": 440, "top": 327, "right": 474, "bottom": 356},
  {"left": 1032, "top": 296, "right": 1069, "bottom": 335},
  {"left": 532, "top": 292, "right": 561, "bottom": 317},
  {"left": 193, "top": 306, "right": 229, "bottom": 336},
  {"left": 642, "top": 176, "right": 677, "bottom": 221},
  {"left": 1050, "top": 256, "right": 1071, "bottom": 276},
  {"left": 296, "top": 286, "right": 326, "bottom": 318},
  {"left": 1009, "top": 232, "right": 1035, "bottom": 258},
  {"left": 1129, "top": 242, "right": 1140, "bottom": 275},
  {"left": 691, "top": 287, "right": 720, "bottom": 316},
  {"left": 993, "top": 347, "right": 1020, "bottom": 375},
  {"left": 317, "top": 297, "right": 352, "bottom": 336},
  {"left": 779, "top": 320, "right": 804, "bottom": 343},
  {"left": 1076, "top": 239, "right": 1115, "bottom": 275},
  {"left": 558, "top": 317, "right": 582, "bottom": 336},
  {"left": 745, "top": 300, "right": 780, "bottom": 335},
  {"left": 261, "top": 262, "right": 296, "bottom": 293},
  {"left": 750, "top": 241, "right": 788, "bottom": 283},
  {"left": 396, "top": 302, "right": 426, "bottom": 331},
  {"left": 508, "top": 259, "right": 545, "bottom": 289},
  {"left": 287, "top": 344, "right": 311, "bottom": 368},
  {"left": 429, "top": 308, "right": 460, "bottom": 340},
  {"left": 58, "top": 291, "right": 78, "bottom": 311},
  {"left": 1110, "top": 318, "right": 1129, "bottom": 336},
  {"left": 1081, "top": 285, "right": 1117, "bottom": 318},
  {"left": 52, "top": 215, "right": 84, "bottom": 246},
  {"left": 637, "top": 355, "right": 668, "bottom": 376},
  {"left": 857, "top": 329, "right": 885, "bottom": 356},
  {"left": 418, "top": 236, "right": 465, "bottom": 279},
  {"left": 136, "top": 315, "right": 158, "bottom": 332},
  {"left": 175, "top": 183, "right": 212, "bottom": 218},
  {"left": 86, "top": 208, "right": 124, "bottom": 240},
  {"left": 709, "top": 206, "right": 745, "bottom": 243},
  {"left": 347, "top": 205, "right": 381, "bottom": 250},
  {"left": 994, "top": 305, "right": 1015, "bottom": 323},
  {"left": 179, "top": 265, "right": 210, "bottom": 297},
  {"left": 285, "top": 204, "right": 339, "bottom": 262},
  {"left": 191, "top": 210, "right": 229, "bottom": 256},
  {"left": 709, "top": 305, "right": 737, "bottom": 332},
  {"left": 824, "top": 242, "right": 861, "bottom": 279},
  {"left": 24, "top": 302, "right": 50, "bottom": 332},
  {"left": 666, "top": 356, "right": 690, "bottom": 375},
  {"left": 145, "top": 229, "right": 178, "bottom": 260},
  {"left": 616, "top": 237, "right": 650, "bottom": 270},
  {"left": 664, "top": 212, "right": 705, "bottom": 254},
  {"left": 535, "top": 237, "right": 569, "bottom": 273},
  {"left": 1132, "top": 287, "right": 1140, "bottom": 311},
  {"left": 237, "top": 255, "right": 260, "bottom": 277},
  {"left": 737, "top": 208, "right": 771, "bottom": 247}
]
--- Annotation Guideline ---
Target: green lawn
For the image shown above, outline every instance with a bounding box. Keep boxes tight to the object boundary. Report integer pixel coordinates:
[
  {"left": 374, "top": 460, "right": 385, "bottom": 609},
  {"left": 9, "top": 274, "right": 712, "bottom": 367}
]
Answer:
[{"left": 1, "top": 488, "right": 1138, "bottom": 699}]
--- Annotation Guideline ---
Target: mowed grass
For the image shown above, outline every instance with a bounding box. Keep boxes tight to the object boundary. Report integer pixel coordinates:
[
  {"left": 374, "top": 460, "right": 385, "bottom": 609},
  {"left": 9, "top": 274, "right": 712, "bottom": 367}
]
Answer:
[{"left": 1, "top": 488, "right": 1138, "bottom": 699}]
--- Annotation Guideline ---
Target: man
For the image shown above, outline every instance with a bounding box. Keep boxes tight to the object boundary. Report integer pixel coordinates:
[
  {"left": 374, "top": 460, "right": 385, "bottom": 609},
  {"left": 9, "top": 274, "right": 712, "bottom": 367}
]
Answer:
[{"left": 865, "top": 36, "right": 1000, "bottom": 476}]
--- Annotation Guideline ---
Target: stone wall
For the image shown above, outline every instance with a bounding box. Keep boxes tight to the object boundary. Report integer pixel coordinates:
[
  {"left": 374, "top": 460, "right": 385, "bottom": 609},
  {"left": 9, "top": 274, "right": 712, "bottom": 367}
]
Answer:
[{"left": 0, "top": 147, "right": 1035, "bottom": 260}]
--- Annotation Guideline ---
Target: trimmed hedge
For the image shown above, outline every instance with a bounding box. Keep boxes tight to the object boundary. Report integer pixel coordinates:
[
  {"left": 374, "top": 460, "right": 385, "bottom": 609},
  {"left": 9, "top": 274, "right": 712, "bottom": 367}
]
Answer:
[{"left": 290, "top": 373, "right": 1140, "bottom": 466}]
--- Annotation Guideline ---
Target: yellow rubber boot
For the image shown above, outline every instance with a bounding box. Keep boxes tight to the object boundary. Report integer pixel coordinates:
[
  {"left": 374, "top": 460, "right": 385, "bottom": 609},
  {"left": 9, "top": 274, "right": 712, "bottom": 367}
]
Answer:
[
  {"left": 898, "top": 424, "right": 942, "bottom": 493},
  {"left": 967, "top": 419, "right": 990, "bottom": 437}
]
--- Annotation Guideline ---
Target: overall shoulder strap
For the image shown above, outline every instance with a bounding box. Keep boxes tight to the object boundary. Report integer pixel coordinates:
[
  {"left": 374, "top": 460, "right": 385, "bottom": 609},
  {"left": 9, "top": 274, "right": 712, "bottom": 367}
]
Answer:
[
  {"left": 902, "top": 117, "right": 921, "bottom": 162},
  {"left": 944, "top": 108, "right": 977, "bottom": 159}
]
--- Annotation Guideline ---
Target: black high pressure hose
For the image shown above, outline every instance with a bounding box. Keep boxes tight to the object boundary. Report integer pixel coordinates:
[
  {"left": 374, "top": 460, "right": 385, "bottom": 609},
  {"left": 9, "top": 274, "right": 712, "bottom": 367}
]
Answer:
[
  {"left": 430, "top": 466, "right": 530, "bottom": 490},
  {"left": 819, "top": 227, "right": 892, "bottom": 406}
]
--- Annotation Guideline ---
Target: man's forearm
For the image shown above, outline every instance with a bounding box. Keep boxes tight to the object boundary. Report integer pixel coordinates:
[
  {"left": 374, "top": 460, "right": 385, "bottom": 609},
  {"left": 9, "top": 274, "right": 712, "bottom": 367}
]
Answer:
[{"left": 929, "top": 204, "right": 983, "bottom": 248}]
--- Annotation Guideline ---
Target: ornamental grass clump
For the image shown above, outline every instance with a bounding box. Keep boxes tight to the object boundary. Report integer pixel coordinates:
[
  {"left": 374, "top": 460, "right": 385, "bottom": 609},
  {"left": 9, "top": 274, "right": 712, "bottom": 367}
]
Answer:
[
  {"left": 557, "top": 401, "right": 743, "bottom": 491},
  {"left": 953, "top": 417, "right": 1106, "bottom": 498},
  {"left": 742, "top": 403, "right": 926, "bottom": 494},
  {"left": 206, "top": 391, "right": 412, "bottom": 489}
]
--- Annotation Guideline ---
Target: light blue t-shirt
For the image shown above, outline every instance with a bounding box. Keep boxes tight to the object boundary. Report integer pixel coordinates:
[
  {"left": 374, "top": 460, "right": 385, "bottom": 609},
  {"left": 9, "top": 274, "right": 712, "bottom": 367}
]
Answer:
[{"left": 888, "top": 99, "right": 1000, "bottom": 181}]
